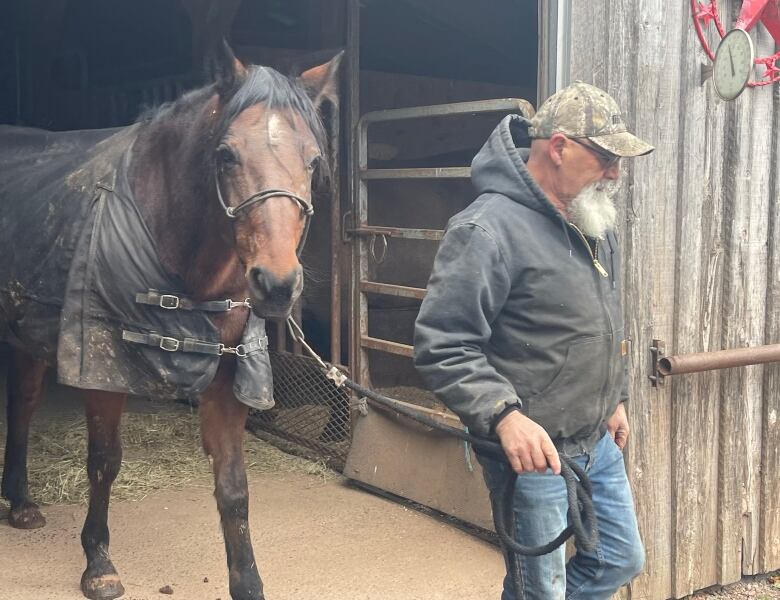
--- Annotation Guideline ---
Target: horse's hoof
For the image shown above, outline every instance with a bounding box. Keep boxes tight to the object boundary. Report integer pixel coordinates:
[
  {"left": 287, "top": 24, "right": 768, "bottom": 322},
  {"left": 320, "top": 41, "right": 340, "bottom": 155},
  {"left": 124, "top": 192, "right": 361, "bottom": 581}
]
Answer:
[
  {"left": 8, "top": 502, "right": 46, "bottom": 529},
  {"left": 81, "top": 571, "right": 125, "bottom": 600}
]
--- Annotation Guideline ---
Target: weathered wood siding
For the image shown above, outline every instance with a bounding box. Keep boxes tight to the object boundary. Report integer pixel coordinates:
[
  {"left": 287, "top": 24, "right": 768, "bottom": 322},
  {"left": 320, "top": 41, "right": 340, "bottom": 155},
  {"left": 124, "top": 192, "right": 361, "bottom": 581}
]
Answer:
[{"left": 570, "top": 2, "right": 780, "bottom": 598}]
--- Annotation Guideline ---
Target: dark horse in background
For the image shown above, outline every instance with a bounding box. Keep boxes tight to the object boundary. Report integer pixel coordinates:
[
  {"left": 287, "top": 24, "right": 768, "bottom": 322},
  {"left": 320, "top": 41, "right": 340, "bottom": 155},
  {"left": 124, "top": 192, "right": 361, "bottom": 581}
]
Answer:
[{"left": 0, "top": 43, "right": 341, "bottom": 600}]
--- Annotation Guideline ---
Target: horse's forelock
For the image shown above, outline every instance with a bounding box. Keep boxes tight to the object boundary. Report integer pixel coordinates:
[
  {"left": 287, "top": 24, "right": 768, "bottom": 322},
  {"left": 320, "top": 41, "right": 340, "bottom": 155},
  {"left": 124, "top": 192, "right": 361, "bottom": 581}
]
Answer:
[{"left": 215, "top": 66, "right": 328, "bottom": 156}]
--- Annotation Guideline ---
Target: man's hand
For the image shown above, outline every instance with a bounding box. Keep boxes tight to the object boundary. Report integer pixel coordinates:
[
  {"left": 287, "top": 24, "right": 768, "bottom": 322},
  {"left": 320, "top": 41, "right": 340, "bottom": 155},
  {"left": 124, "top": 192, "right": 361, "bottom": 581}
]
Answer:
[
  {"left": 607, "top": 402, "right": 629, "bottom": 450},
  {"left": 495, "top": 410, "right": 561, "bottom": 475}
]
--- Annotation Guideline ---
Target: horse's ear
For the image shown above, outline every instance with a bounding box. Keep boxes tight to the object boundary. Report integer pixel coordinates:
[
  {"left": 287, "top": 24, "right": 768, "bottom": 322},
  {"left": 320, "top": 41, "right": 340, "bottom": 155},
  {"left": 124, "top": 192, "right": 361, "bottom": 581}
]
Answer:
[
  {"left": 207, "top": 39, "right": 247, "bottom": 98},
  {"left": 298, "top": 51, "right": 344, "bottom": 111}
]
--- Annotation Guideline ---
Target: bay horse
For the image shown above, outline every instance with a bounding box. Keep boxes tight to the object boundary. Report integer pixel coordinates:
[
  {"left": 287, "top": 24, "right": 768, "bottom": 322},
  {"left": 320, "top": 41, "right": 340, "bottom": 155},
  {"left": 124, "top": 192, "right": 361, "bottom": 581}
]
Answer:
[{"left": 0, "top": 43, "right": 341, "bottom": 600}]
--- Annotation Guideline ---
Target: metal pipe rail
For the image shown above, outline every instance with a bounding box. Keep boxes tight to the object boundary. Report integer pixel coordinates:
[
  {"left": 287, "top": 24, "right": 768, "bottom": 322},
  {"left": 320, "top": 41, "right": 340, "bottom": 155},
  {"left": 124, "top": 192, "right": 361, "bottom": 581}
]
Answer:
[
  {"left": 649, "top": 340, "right": 780, "bottom": 385},
  {"left": 358, "top": 98, "right": 535, "bottom": 125},
  {"left": 348, "top": 225, "right": 444, "bottom": 240},
  {"left": 361, "top": 167, "right": 472, "bottom": 180},
  {"left": 360, "top": 281, "right": 427, "bottom": 300},
  {"left": 659, "top": 344, "right": 780, "bottom": 375}
]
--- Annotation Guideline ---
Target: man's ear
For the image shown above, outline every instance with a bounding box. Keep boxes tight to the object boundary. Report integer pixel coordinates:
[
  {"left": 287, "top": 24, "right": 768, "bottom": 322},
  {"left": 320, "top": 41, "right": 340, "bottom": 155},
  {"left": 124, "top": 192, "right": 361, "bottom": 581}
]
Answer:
[
  {"left": 298, "top": 51, "right": 344, "bottom": 111},
  {"left": 548, "top": 133, "right": 567, "bottom": 167},
  {"left": 206, "top": 39, "right": 248, "bottom": 99}
]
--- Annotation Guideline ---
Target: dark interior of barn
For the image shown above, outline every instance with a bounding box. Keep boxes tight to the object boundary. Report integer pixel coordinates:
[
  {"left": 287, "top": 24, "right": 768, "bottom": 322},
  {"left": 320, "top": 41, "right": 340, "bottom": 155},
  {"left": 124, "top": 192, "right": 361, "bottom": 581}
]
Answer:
[{"left": 0, "top": 0, "right": 538, "bottom": 129}]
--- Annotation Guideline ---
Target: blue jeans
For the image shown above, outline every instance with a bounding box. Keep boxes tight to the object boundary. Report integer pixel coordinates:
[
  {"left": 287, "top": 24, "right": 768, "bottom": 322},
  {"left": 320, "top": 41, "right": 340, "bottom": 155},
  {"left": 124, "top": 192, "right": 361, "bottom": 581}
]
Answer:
[{"left": 478, "top": 433, "right": 644, "bottom": 600}]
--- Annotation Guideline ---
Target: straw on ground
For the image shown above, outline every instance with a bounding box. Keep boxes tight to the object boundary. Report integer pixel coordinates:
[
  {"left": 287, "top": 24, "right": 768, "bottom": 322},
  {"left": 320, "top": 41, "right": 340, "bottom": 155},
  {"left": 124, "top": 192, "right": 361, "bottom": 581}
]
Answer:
[{"left": 0, "top": 406, "right": 336, "bottom": 505}]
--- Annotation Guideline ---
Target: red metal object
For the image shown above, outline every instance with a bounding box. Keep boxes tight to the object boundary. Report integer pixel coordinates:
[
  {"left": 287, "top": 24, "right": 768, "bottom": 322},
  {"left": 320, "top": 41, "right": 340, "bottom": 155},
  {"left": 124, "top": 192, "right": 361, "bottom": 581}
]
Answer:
[
  {"left": 735, "top": 0, "right": 779, "bottom": 37},
  {"left": 695, "top": 1, "right": 722, "bottom": 34},
  {"left": 691, "top": 0, "right": 780, "bottom": 87},
  {"left": 754, "top": 1, "right": 780, "bottom": 47}
]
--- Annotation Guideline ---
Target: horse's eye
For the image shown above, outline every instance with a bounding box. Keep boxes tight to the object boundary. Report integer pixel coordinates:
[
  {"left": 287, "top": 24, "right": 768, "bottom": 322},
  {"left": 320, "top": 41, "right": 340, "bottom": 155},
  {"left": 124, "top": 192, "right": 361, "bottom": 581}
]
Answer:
[
  {"left": 217, "top": 145, "right": 239, "bottom": 168},
  {"left": 307, "top": 155, "right": 321, "bottom": 172}
]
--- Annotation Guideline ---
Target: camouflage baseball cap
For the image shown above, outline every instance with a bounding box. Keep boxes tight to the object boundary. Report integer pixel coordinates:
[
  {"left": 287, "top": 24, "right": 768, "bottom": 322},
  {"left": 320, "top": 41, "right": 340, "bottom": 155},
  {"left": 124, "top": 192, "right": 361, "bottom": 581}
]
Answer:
[{"left": 528, "top": 81, "right": 654, "bottom": 157}]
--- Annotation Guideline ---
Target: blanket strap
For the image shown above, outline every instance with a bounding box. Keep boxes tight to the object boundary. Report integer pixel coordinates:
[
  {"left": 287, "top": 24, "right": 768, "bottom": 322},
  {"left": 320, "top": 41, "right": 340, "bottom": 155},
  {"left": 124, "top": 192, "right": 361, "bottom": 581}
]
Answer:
[
  {"left": 122, "top": 330, "right": 267, "bottom": 357},
  {"left": 135, "top": 289, "right": 251, "bottom": 312}
]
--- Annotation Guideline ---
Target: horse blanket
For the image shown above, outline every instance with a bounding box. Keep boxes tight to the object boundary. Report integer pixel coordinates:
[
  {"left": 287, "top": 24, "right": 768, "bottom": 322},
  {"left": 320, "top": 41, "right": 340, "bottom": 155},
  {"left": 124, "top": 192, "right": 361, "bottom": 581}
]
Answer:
[{"left": 0, "top": 125, "right": 274, "bottom": 409}]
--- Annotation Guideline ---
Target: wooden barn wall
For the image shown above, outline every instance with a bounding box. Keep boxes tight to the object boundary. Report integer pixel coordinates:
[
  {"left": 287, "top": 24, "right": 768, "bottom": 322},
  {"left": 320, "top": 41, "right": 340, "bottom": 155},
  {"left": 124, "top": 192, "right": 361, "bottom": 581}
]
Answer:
[{"left": 570, "top": 2, "right": 780, "bottom": 599}]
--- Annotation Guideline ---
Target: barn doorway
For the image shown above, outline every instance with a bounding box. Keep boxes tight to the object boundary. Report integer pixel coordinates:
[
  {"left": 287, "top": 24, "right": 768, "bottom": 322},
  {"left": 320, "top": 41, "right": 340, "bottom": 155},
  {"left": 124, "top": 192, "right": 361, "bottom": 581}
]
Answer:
[
  {"left": 341, "top": 1, "right": 546, "bottom": 515},
  {"left": 0, "top": 1, "right": 553, "bottom": 472}
]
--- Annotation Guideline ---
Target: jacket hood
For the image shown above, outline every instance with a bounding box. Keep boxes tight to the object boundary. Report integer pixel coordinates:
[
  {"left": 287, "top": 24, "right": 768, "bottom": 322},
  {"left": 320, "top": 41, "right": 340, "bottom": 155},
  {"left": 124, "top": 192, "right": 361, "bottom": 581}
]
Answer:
[{"left": 471, "top": 114, "right": 559, "bottom": 219}]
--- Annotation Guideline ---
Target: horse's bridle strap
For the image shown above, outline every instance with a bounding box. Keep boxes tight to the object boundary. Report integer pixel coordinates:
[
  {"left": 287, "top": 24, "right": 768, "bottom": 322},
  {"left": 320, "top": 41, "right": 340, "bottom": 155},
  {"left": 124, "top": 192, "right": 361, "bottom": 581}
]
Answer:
[
  {"left": 216, "top": 177, "right": 313, "bottom": 220},
  {"left": 233, "top": 189, "right": 313, "bottom": 218},
  {"left": 215, "top": 176, "right": 314, "bottom": 257}
]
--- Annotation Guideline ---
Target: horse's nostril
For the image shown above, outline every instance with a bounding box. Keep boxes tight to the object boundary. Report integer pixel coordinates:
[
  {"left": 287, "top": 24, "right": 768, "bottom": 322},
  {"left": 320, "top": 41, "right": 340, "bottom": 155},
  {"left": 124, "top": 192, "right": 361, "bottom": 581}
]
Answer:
[
  {"left": 249, "top": 267, "right": 298, "bottom": 305},
  {"left": 250, "top": 267, "right": 271, "bottom": 297}
]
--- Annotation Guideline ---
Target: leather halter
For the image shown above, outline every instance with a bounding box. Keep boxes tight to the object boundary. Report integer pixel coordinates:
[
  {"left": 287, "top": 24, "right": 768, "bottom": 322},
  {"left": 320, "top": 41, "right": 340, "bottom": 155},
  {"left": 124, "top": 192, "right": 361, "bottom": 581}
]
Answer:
[{"left": 215, "top": 173, "right": 314, "bottom": 256}]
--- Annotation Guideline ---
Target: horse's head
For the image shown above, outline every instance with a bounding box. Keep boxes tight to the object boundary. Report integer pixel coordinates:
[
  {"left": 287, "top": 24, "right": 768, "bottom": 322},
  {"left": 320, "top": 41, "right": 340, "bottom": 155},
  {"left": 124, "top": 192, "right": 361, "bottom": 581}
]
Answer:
[{"left": 210, "top": 43, "right": 341, "bottom": 320}]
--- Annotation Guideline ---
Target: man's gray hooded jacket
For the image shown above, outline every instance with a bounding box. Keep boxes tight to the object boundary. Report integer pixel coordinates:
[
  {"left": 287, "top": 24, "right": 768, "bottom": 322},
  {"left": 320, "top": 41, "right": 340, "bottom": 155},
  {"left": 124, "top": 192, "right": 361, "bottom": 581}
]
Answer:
[{"left": 413, "top": 115, "right": 628, "bottom": 455}]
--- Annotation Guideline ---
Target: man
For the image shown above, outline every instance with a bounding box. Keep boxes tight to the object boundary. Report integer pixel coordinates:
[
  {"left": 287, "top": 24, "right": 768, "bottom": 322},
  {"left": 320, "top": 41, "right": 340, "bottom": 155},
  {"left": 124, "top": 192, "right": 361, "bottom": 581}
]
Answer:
[{"left": 413, "top": 81, "right": 654, "bottom": 600}]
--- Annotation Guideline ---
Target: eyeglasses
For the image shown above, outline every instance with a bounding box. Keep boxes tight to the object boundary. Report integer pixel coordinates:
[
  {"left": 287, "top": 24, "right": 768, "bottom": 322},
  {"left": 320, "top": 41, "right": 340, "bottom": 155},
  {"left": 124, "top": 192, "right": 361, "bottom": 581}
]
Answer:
[{"left": 569, "top": 137, "right": 621, "bottom": 170}]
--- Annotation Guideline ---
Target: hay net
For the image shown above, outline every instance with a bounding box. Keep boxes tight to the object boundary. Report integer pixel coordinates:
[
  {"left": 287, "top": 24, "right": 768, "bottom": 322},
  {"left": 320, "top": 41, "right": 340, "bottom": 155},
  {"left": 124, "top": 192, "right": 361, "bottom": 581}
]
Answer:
[{"left": 248, "top": 351, "right": 352, "bottom": 466}]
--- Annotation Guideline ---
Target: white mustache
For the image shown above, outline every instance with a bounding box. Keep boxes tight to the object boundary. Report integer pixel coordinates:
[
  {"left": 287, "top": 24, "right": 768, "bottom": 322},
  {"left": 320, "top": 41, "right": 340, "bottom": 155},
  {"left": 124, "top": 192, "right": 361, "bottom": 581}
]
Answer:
[{"left": 595, "top": 180, "right": 619, "bottom": 196}]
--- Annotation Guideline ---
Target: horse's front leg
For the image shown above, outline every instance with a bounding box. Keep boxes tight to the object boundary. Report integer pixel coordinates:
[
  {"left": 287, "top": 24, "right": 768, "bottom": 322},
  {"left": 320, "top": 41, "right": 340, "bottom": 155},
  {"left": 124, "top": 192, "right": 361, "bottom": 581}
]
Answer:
[
  {"left": 201, "top": 371, "right": 264, "bottom": 600},
  {"left": 80, "top": 391, "right": 126, "bottom": 600},
  {"left": 1, "top": 348, "right": 48, "bottom": 529}
]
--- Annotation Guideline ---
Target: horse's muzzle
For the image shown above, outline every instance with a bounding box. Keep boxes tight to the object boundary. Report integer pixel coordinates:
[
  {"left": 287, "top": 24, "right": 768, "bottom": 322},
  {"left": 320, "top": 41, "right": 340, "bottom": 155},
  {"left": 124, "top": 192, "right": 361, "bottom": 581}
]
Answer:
[{"left": 247, "top": 265, "right": 302, "bottom": 319}]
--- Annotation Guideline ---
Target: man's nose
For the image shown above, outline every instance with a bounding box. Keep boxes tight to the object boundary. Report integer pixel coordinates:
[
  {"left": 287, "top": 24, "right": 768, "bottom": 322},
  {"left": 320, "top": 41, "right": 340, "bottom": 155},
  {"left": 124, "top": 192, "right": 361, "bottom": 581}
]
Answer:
[{"left": 603, "top": 161, "right": 621, "bottom": 181}]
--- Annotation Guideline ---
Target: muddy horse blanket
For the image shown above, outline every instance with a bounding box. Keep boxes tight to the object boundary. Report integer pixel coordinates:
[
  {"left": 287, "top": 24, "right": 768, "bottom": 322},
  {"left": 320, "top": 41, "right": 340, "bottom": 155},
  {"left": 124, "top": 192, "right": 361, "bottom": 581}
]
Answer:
[{"left": 0, "top": 125, "right": 273, "bottom": 408}]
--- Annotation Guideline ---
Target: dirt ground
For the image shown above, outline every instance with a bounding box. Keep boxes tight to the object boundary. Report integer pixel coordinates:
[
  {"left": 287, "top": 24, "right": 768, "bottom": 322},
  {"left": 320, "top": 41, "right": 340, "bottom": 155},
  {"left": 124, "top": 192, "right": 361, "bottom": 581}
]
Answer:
[
  {"left": 0, "top": 471, "right": 506, "bottom": 600},
  {"left": 3, "top": 477, "right": 777, "bottom": 600},
  {"left": 2, "top": 485, "right": 778, "bottom": 600},
  {"left": 0, "top": 371, "right": 505, "bottom": 600},
  {"left": 1, "top": 369, "right": 778, "bottom": 600},
  {"left": 692, "top": 575, "right": 780, "bottom": 600}
]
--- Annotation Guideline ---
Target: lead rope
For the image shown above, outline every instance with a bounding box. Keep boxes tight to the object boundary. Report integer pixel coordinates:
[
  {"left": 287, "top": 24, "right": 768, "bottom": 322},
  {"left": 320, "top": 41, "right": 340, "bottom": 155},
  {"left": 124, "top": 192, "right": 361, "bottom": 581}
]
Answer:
[{"left": 286, "top": 317, "right": 599, "bottom": 597}]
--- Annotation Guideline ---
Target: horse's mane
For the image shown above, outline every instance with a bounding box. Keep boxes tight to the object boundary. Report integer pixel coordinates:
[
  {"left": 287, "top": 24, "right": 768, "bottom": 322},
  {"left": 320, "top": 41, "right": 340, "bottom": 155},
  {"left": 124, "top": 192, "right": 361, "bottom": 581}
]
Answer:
[
  {"left": 137, "top": 86, "right": 211, "bottom": 125},
  {"left": 138, "top": 65, "right": 330, "bottom": 185}
]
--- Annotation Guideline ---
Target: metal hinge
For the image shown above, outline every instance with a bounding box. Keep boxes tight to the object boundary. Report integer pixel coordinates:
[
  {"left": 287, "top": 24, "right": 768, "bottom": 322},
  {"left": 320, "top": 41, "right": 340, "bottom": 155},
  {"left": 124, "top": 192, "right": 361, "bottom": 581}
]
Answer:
[
  {"left": 649, "top": 339, "right": 666, "bottom": 387},
  {"left": 342, "top": 210, "right": 354, "bottom": 243}
]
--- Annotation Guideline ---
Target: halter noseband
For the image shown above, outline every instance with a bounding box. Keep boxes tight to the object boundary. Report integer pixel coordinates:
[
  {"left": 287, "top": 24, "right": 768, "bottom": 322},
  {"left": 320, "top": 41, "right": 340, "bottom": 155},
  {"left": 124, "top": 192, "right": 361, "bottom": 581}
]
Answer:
[{"left": 215, "top": 174, "right": 314, "bottom": 256}]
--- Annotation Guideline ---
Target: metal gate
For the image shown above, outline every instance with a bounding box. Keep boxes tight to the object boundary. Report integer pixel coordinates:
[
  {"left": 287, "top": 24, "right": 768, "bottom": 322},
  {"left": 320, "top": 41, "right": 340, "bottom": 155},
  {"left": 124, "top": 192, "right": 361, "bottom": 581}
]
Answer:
[
  {"left": 349, "top": 98, "right": 534, "bottom": 391},
  {"left": 343, "top": 99, "right": 536, "bottom": 523}
]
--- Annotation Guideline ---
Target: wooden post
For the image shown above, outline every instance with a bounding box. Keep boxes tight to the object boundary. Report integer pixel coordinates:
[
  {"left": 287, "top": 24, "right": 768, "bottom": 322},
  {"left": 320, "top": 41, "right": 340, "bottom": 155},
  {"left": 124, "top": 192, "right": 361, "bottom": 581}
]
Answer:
[
  {"left": 571, "top": 0, "right": 683, "bottom": 597},
  {"left": 717, "top": 7, "right": 773, "bottom": 581},
  {"left": 347, "top": 0, "right": 362, "bottom": 380},
  {"left": 669, "top": 0, "right": 727, "bottom": 594},
  {"left": 759, "top": 83, "right": 780, "bottom": 574},
  {"left": 330, "top": 96, "right": 343, "bottom": 365}
]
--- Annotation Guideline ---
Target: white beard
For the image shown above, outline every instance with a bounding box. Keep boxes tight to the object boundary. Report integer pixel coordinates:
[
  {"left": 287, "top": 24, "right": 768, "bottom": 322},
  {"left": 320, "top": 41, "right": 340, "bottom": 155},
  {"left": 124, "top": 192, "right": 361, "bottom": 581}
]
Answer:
[{"left": 567, "top": 181, "right": 618, "bottom": 239}]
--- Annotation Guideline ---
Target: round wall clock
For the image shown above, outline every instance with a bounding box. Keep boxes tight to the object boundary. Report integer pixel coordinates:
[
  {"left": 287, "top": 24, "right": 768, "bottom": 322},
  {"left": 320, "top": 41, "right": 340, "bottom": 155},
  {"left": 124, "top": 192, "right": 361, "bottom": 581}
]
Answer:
[
  {"left": 713, "top": 28, "right": 754, "bottom": 100},
  {"left": 692, "top": 0, "right": 780, "bottom": 99}
]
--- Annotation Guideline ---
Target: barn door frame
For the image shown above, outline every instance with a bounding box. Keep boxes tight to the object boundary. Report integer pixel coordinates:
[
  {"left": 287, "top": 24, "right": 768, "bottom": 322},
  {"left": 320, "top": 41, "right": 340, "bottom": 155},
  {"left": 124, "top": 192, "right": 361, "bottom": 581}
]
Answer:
[{"left": 537, "top": 0, "right": 572, "bottom": 105}]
